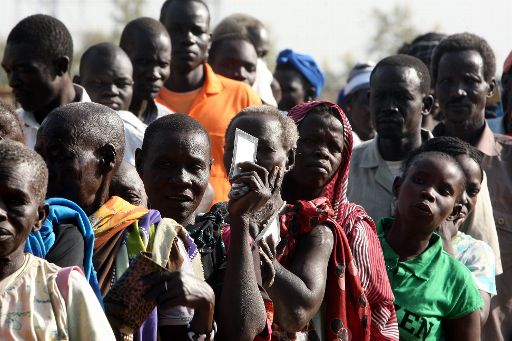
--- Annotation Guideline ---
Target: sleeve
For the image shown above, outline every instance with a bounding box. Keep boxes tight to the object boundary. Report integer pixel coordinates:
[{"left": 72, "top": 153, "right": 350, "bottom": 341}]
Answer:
[
  {"left": 66, "top": 270, "right": 117, "bottom": 341},
  {"left": 464, "top": 240, "right": 497, "bottom": 296},
  {"left": 46, "top": 223, "right": 85, "bottom": 269},
  {"left": 446, "top": 263, "right": 484, "bottom": 319},
  {"left": 346, "top": 218, "right": 399, "bottom": 341}
]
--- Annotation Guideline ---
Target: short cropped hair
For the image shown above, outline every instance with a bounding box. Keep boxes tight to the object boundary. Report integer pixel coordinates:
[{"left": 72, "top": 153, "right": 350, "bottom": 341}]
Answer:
[
  {"left": 404, "top": 136, "right": 484, "bottom": 181},
  {"left": 227, "top": 105, "right": 299, "bottom": 151},
  {"left": 212, "top": 13, "right": 264, "bottom": 48},
  {"left": 431, "top": 32, "right": 496, "bottom": 84},
  {"left": 142, "top": 113, "right": 211, "bottom": 154},
  {"left": 41, "top": 102, "right": 125, "bottom": 167},
  {"left": 120, "top": 17, "right": 170, "bottom": 50},
  {"left": 0, "top": 101, "right": 24, "bottom": 143},
  {"left": 7, "top": 14, "right": 73, "bottom": 66},
  {"left": 0, "top": 139, "right": 48, "bottom": 203},
  {"left": 371, "top": 54, "right": 431, "bottom": 94},
  {"left": 160, "top": 0, "right": 210, "bottom": 26}
]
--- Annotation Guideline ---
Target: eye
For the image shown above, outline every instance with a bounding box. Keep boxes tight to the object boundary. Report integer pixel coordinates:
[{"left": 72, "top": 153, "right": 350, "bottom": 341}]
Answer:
[{"left": 412, "top": 175, "right": 424, "bottom": 185}]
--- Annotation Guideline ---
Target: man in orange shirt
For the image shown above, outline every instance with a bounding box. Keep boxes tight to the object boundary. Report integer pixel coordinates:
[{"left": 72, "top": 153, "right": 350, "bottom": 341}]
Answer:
[{"left": 157, "top": 0, "right": 261, "bottom": 203}]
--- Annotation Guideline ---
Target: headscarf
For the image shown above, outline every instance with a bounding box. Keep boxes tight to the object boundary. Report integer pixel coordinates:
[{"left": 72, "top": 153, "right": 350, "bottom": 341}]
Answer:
[
  {"left": 282, "top": 101, "right": 372, "bottom": 341},
  {"left": 276, "top": 49, "right": 325, "bottom": 97},
  {"left": 288, "top": 101, "right": 355, "bottom": 221},
  {"left": 344, "top": 62, "right": 375, "bottom": 97},
  {"left": 504, "top": 50, "right": 512, "bottom": 75}
]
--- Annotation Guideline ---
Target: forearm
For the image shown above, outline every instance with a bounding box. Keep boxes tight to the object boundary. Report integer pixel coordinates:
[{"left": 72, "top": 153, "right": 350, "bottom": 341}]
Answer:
[
  {"left": 267, "top": 261, "right": 319, "bottom": 332},
  {"left": 218, "top": 216, "right": 266, "bottom": 341}
]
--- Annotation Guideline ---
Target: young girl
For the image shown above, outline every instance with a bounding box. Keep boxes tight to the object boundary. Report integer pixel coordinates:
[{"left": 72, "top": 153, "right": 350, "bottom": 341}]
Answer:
[{"left": 378, "top": 147, "right": 483, "bottom": 340}]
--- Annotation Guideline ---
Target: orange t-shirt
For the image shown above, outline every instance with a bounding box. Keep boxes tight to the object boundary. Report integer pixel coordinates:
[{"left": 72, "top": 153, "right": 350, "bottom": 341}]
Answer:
[
  {"left": 157, "top": 63, "right": 262, "bottom": 203},
  {"left": 159, "top": 88, "right": 201, "bottom": 114}
]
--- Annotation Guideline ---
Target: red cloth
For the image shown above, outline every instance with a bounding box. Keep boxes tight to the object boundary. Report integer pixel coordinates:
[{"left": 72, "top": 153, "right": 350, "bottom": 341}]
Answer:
[
  {"left": 277, "top": 198, "right": 371, "bottom": 341},
  {"left": 287, "top": 101, "right": 399, "bottom": 340}
]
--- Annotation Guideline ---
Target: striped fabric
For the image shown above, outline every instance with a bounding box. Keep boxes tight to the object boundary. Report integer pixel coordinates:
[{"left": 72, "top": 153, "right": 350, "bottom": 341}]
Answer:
[{"left": 288, "top": 101, "right": 399, "bottom": 340}]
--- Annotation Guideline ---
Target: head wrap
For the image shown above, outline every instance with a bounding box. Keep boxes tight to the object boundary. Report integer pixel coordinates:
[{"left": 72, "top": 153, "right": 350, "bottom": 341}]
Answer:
[
  {"left": 344, "top": 62, "right": 375, "bottom": 97},
  {"left": 287, "top": 101, "right": 395, "bottom": 340},
  {"left": 276, "top": 49, "right": 325, "bottom": 97},
  {"left": 504, "top": 50, "right": 512, "bottom": 75}
]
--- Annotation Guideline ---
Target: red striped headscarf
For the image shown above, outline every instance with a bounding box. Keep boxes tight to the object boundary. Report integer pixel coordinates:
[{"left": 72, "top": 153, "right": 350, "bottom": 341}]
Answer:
[{"left": 287, "top": 101, "right": 354, "bottom": 221}]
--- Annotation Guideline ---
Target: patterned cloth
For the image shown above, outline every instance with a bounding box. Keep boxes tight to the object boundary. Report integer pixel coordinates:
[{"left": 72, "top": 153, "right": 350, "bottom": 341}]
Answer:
[
  {"left": 288, "top": 101, "right": 398, "bottom": 340},
  {"left": 276, "top": 198, "right": 371, "bottom": 341},
  {"left": 452, "top": 231, "right": 497, "bottom": 295},
  {"left": 90, "top": 196, "right": 203, "bottom": 341}
]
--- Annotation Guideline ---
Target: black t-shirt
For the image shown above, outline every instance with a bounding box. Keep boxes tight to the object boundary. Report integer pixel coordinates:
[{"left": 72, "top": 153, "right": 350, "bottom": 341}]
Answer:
[{"left": 45, "top": 222, "right": 85, "bottom": 269}]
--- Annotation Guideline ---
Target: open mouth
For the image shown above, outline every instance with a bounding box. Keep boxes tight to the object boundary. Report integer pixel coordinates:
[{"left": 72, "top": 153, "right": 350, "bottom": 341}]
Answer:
[{"left": 414, "top": 202, "right": 433, "bottom": 216}]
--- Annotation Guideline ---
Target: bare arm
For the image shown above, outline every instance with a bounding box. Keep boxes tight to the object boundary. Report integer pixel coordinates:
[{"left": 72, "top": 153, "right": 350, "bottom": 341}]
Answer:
[
  {"left": 268, "top": 224, "right": 333, "bottom": 332},
  {"left": 218, "top": 162, "right": 278, "bottom": 340},
  {"left": 479, "top": 290, "right": 491, "bottom": 327},
  {"left": 444, "top": 310, "right": 481, "bottom": 341}
]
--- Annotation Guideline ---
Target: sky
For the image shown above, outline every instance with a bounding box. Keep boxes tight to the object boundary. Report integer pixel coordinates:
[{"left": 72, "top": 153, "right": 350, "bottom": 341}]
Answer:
[{"left": 1, "top": 0, "right": 511, "bottom": 77}]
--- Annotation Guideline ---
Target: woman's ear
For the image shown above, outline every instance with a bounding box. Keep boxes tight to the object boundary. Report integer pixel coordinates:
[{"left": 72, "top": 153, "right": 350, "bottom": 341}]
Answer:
[
  {"left": 284, "top": 148, "right": 296, "bottom": 173},
  {"left": 421, "top": 94, "right": 434, "bottom": 116},
  {"left": 446, "top": 203, "right": 463, "bottom": 222},
  {"left": 33, "top": 203, "right": 49, "bottom": 233}
]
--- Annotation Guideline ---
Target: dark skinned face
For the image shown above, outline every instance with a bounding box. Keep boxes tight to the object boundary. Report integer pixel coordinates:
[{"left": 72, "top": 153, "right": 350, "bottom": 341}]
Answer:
[
  {"left": 286, "top": 111, "right": 344, "bottom": 193},
  {"left": 436, "top": 50, "right": 493, "bottom": 125},
  {"left": 110, "top": 168, "right": 148, "bottom": 208},
  {"left": 274, "top": 69, "right": 308, "bottom": 111},
  {"left": 370, "top": 66, "right": 427, "bottom": 140},
  {"left": 0, "top": 162, "right": 46, "bottom": 258},
  {"left": 161, "top": 1, "right": 210, "bottom": 72},
  {"left": 395, "top": 155, "right": 464, "bottom": 233},
  {"left": 2, "top": 42, "right": 61, "bottom": 112},
  {"left": 345, "top": 88, "right": 375, "bottom": 141},
  {"left": 80, "top": 52, "right": 133, "bottom": 111},
  {"left": 35, "top": 120, "right": 103, "bottom": 215},
  {"left": 224, "top": 115, "right": 289, "bottom": 175},
  {"left": 137, "top": 131, "right": 210, "bottom": 224},
  {"left": 124, "top": 32, "right": 171, "bottom": 100},
  {"left": 456, "top": 155, "right": 482, "bottom": 219},
  {"left": 250, "top": 26, "right": 270, "bottom": 58},
  {"left": 210, "top": 39, "right": 258, "bottom": 85}
]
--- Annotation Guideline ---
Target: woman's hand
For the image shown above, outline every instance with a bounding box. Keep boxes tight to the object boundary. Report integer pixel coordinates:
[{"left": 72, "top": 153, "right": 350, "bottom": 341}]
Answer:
[{"left": 228, "top": 162, "right": 281, "bottom": 220}]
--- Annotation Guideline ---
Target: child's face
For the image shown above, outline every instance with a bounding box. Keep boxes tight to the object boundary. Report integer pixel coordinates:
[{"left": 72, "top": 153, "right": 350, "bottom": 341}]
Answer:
[
  {"left": 457, "top": 154, "right": 482, "bottom": 218},
  {"left": 0, "top": 162, "right": 45, "bottom": 257},
  {"left": 396, "top": 155, "right": 464, "bottom": 232}
]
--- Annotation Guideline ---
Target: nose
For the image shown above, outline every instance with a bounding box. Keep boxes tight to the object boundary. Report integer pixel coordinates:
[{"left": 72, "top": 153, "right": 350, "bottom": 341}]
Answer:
[
  {"left": 180, "top": 30, "right": 195, "bottom": 46},
  {"left": 8, "top": 71, "right": 21, "bottom": 89},
  {"left": 103, "top": 83, "right": 119, "bottom": 96},
  {"left": 167, "top": 168, "right": 192, "bottom": 187},
  {"left": 233, "top": 67, "right": 247, "bottom": 82},
  {"left": 313, "top": 145, "right": 329, "bottom": 159},
  {"left": 421, "top": 187, "right": 436, "bottom": 202},
  {"left": 0, "top": 200, "right": 7, "bottom": 222},
  {"left": 149, "top": 67, "right": 161, "bottom": 81}
]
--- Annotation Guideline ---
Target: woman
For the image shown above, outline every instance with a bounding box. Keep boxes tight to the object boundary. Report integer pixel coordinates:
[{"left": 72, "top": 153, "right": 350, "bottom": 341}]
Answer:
[
  {"left": 281, "top": 101, "right": 398, "bottom": 340},
  {"left": 378, "top": 146, "right": 482, "bottom": 340}
]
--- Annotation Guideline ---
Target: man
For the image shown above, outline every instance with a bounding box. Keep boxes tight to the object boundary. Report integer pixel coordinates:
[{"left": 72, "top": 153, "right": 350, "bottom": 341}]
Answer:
[
  {"left": 342, "top": 62, "right": 376, "bottom": 144},
  {"left": 212, "top": 13, "right": 277, "bottom": 106},
  {"left": 431, "top": 32, "right": 511, "bottom": 341},
  {"left": 75, "top": 42, "right": 133, "bottom": 112},
  {"left": 274, "top": 49, "right": 324, "bottom": 111},
  {"left": 35, "top": 102, "right": 214, "bottom": 340},
  {"left": 488, "top": 51, "right": 512, "bottom": 135},
  {"left": 348, "top": 55, "right": 433, "bottom": 222},
  {"left": 209, "top": 33, "right": 258, "bottom": 86},
  {"left": 0, "top": 101, "right": 24, "bottom": 143},
  {"left": 157, "top": 0, "right": 261, "bottom": 203},
  {"left": 119, "top": 17, "right": 173, "bottom": 124},
  {"left": 1, "top": 14, "right": 90, "bottom": 148}
]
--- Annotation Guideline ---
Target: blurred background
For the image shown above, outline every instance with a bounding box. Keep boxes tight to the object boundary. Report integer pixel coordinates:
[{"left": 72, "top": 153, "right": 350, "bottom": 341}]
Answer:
[{"left": 1, "top": 0, "right": 511, "bottom": 103}]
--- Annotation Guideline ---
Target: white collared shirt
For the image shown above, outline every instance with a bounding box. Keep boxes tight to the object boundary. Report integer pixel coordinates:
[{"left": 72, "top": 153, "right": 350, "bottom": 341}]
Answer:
[{"left": 16, "top": 84, "right": 91, "bottom": 149}]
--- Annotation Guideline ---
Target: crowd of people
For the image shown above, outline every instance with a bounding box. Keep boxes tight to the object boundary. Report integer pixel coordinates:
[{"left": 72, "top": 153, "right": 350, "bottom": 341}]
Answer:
[{"left": 0, "top": 0, "right": 511, "bottom": 340}]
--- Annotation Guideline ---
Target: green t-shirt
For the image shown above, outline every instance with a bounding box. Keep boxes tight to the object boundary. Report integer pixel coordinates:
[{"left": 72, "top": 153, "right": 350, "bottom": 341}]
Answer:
[{"left": 377, "top": 218, "right": 483, "bottom": 341}]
